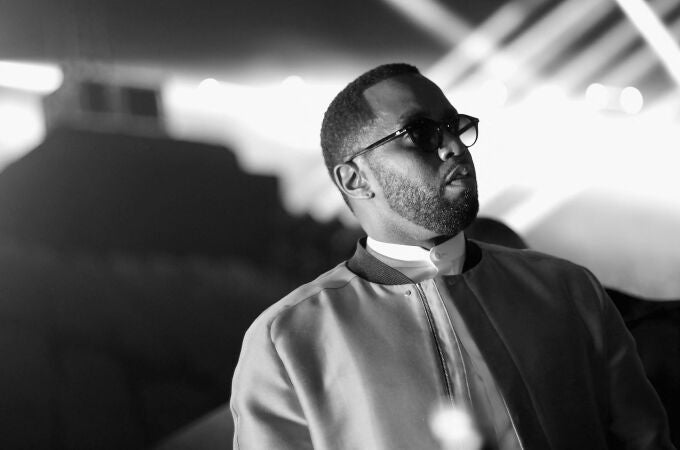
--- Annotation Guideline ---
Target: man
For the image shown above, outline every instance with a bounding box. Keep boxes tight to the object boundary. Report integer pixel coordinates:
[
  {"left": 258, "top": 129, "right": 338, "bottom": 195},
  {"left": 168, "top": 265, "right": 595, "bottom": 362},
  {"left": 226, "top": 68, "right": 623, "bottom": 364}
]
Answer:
[{"left": 230, "top": 63, "right": 673, "bottom": 449}]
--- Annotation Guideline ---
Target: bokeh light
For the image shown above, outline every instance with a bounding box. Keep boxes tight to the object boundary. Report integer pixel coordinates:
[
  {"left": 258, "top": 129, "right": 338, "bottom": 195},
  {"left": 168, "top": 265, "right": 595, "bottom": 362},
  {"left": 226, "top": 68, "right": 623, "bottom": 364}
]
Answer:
[
  {"left": 0, "top": 60, "right": 63, "bottom": 94},
  {"left": 619, "top": 86, "right": 644, "bottom": 114}
]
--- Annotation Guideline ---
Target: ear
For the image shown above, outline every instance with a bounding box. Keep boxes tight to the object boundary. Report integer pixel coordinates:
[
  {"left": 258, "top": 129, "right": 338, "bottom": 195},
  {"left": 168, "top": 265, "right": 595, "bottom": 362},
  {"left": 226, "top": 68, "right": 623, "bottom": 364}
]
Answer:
[{"left": 333, "top": 162, "right": 374, "bottom": 200}]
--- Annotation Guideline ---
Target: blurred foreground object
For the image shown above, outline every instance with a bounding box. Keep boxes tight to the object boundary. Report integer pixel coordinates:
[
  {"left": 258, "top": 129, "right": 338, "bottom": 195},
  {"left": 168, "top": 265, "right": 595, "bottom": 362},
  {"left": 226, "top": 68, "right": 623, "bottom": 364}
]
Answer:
[{"left": 430, "top": 405, "right": 483, "bottom": 450}]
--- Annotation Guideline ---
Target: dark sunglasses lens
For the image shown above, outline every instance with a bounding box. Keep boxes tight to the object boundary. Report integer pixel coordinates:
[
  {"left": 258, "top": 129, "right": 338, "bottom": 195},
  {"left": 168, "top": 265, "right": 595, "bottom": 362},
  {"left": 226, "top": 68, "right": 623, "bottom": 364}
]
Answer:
[
  {"left": 408, "top": 120, "right": 441, "bottom": 152},
  {"left": 457, "top": 115, "right": 478, "bottom": 147}
]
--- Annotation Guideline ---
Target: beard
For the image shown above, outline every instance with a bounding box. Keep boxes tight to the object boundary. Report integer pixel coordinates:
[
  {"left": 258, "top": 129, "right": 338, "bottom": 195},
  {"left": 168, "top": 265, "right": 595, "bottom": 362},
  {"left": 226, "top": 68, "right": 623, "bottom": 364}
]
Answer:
[{"left": 371, "top": 163, "right": 479, "bottom": 236}]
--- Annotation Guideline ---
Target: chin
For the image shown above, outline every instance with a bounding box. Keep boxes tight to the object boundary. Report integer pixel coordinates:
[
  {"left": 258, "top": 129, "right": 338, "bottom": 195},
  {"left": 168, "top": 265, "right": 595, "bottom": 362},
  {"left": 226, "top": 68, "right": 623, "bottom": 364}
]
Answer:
[{"left": 435, "top": 190, "right": 479, "bottom": 236}]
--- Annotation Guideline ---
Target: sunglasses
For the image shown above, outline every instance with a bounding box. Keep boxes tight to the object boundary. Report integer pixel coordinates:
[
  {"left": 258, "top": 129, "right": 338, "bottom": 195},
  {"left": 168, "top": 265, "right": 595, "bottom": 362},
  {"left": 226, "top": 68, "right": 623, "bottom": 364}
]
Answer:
[{"left": 344, "top": 114, "right": 479, "bottom": 163}]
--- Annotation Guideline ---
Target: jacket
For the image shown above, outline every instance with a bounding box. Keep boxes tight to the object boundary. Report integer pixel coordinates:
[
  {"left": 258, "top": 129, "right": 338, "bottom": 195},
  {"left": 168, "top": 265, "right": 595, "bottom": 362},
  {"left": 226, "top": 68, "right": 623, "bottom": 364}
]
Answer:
[{"left": 230, "top": 239, "right": 674, "bottom": 449}]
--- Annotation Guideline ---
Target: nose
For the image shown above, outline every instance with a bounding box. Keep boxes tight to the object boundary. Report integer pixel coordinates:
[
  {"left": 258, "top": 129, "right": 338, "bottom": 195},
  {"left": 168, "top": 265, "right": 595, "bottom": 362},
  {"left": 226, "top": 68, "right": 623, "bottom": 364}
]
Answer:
[{"left": 437, "top": 133, "right": 467, "bottom": 161}]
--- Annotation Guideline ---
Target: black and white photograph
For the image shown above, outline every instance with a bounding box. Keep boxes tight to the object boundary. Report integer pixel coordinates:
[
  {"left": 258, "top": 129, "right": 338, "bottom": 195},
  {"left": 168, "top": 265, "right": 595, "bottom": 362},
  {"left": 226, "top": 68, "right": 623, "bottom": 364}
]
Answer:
[{"left": 0, "top": 0, "right": 678, "bottom": 448}]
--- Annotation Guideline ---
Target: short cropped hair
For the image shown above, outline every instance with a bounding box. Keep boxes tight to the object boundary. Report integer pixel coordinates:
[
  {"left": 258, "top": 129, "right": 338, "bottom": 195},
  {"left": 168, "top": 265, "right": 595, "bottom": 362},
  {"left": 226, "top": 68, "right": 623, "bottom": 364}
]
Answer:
[{"left": 320, "top": 63, "right": 420, "bottom": 179}]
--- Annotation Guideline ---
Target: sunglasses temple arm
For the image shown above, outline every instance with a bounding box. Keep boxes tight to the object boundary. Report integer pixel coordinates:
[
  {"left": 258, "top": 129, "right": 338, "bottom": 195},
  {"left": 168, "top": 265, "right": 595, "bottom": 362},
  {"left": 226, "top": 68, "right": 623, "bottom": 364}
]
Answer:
[{"left": 345, "top": 129, "right": 407, "bottom": 163}]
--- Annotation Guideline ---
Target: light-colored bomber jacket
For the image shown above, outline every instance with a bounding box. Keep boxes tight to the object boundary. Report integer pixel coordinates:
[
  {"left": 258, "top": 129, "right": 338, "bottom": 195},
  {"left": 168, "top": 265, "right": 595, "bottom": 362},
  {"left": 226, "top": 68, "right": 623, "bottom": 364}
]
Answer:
[{"left": 230, "top": 239, "right": 674, "bottom": 450}]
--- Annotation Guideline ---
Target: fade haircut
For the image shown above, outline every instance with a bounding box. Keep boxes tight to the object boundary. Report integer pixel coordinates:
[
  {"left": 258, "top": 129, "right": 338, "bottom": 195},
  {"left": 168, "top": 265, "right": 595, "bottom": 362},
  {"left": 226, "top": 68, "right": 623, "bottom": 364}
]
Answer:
[{"left": 320, "top": 63, "right": 420, "bottom": 180}]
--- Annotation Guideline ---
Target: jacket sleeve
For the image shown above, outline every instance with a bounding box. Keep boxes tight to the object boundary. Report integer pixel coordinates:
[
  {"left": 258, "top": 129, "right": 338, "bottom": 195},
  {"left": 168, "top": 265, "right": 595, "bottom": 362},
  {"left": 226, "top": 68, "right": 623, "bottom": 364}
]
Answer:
[
  {"left": 230, "top": 317, "right": 314, "bottom": 450},
  {"left": 590, "top": 271, "right": 676, "bottom": 449}
]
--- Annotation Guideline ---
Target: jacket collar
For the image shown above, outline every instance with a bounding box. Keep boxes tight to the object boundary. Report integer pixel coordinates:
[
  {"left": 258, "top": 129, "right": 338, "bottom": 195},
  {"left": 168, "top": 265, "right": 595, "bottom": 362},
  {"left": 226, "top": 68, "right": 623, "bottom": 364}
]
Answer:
[{"left": 346, "top": 237, "right": 482, "bottom": 285}]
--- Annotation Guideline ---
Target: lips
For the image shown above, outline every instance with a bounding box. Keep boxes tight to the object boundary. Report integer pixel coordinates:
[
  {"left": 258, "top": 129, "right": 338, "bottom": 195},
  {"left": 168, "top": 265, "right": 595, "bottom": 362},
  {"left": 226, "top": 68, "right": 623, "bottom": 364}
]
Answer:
[{"left": 445, "top": 165, "right": 472, "bottom": 184}]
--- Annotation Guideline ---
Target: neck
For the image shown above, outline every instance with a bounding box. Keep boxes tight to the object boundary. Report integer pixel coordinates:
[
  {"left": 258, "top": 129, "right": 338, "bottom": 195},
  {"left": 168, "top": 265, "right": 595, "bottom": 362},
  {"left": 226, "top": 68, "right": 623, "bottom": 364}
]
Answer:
[
  {"left": 368, "top": 228, "right": 456, "bottom": 250},
  {"left": 430, "top": 234, "right": 456, "bottom": 247},
  {"left": 356, "top": 207, "right": 458, "bottom": 249}
]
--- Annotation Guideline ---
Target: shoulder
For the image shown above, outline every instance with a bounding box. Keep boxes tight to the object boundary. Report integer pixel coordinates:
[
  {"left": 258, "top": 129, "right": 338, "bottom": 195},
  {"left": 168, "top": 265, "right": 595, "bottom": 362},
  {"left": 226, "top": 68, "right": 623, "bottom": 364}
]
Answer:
[
  {"left": 473, "top": 240, "right": 609, "bottom": 310},
  {"left": 475, "top": 240, "right": 588, "bottom": 274},
  {"left": 242, "top": 261, "right": 358, "bottom": 343},
  {"left": 473, "top": 240, "right": 604, "bottom": 294}
]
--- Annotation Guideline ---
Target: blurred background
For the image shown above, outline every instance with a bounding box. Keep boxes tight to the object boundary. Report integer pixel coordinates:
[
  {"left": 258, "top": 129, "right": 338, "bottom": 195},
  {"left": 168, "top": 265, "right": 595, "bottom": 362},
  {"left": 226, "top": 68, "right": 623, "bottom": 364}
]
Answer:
[{"left": 0, "top": 0, "right": 679, "bottom": 448}]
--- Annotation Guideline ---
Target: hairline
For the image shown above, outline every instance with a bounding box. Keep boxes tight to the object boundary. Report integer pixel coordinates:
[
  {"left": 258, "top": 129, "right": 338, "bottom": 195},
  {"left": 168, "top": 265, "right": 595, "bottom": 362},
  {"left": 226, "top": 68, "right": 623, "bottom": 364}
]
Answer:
[{"left": 346, "top": 72, "right": 429, "bottom": 159}]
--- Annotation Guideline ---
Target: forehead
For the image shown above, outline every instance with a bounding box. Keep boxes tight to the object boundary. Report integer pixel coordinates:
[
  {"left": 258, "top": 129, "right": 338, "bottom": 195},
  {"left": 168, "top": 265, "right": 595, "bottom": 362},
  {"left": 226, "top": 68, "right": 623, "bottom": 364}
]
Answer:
[{"left": 362, "top": 74, "right": 454, "bottom": 128}]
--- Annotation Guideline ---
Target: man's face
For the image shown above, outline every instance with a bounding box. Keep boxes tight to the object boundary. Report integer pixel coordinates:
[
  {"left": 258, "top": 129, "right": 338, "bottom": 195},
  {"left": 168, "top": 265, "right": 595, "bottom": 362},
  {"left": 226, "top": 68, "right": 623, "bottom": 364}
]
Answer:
[{"left": 361, "top": 74, "right": 479, "bottom": 237}]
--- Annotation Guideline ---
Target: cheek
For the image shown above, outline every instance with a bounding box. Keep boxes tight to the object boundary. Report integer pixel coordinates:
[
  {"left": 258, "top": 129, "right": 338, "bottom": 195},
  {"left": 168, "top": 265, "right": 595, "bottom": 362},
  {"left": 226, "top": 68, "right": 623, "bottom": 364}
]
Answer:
[
  {"left": 369, "top": 152, "right": 443, "bottom": 194},
  {"left": 384, "top": 153, "right": 439, "bottom": 179},
  {"left": 408, "top": 160, "right": 443, "bottom": 188}
]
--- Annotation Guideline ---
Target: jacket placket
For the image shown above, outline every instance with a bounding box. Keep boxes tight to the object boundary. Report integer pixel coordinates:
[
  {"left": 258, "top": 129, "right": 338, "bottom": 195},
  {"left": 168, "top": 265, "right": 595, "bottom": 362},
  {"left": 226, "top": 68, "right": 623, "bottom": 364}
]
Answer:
[{"left": 415, "top": 278, "right": 473, "bottom": 409}]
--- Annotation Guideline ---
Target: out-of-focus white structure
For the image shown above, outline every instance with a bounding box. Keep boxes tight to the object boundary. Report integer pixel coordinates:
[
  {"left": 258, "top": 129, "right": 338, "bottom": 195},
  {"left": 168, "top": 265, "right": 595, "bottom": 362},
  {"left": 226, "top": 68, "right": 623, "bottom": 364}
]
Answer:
[{"left": 1, "top": 0, "right": 679, "bottom": 299}]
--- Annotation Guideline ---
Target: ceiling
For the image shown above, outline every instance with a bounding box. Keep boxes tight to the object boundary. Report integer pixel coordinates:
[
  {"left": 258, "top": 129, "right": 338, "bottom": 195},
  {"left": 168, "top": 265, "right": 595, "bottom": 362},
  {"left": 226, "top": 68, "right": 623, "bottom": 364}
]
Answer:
[{"left": 0, "top": 0, "right": 507, "bottom": 81}]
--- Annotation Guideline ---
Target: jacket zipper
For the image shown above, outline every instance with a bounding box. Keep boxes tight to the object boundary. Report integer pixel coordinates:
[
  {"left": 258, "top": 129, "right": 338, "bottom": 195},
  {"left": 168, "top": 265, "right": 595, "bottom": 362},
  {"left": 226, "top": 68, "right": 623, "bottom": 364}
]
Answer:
[
  {"left": 415, "top": 284, "right": 454, "bottom": 404},
  {"left": 433, "top": 282, "right": 474, "bottom": 406},
  {"left": 424, "top": 281, "right": 524, "bottom": 449}
]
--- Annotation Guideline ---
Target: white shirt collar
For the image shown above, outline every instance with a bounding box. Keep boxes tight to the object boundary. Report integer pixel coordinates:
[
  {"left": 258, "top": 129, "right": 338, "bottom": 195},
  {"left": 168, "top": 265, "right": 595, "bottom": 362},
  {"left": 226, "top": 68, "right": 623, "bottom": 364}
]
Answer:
[{"left": 366, "top": 233, "right": 466, "bottom": 281}]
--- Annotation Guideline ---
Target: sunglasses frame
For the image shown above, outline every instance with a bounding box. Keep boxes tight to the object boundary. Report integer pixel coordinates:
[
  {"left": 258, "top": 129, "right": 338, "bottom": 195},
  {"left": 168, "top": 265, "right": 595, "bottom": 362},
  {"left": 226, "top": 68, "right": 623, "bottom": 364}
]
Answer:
[{"left": 343, "top": 114, "right": 479, "bottom": 163}]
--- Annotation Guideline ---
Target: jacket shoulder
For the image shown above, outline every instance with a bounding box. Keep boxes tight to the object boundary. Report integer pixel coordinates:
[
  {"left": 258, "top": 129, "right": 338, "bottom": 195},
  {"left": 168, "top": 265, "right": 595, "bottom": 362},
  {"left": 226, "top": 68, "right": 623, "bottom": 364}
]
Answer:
[
  {"left": 474, "top": 239, "right": 588, "bottom": 274},
  {"left": 473, "top": 240, "right": 607, "bottom": 309},
  {"left": 243, "top": 261, "right": 357, "bottom": 340}
]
